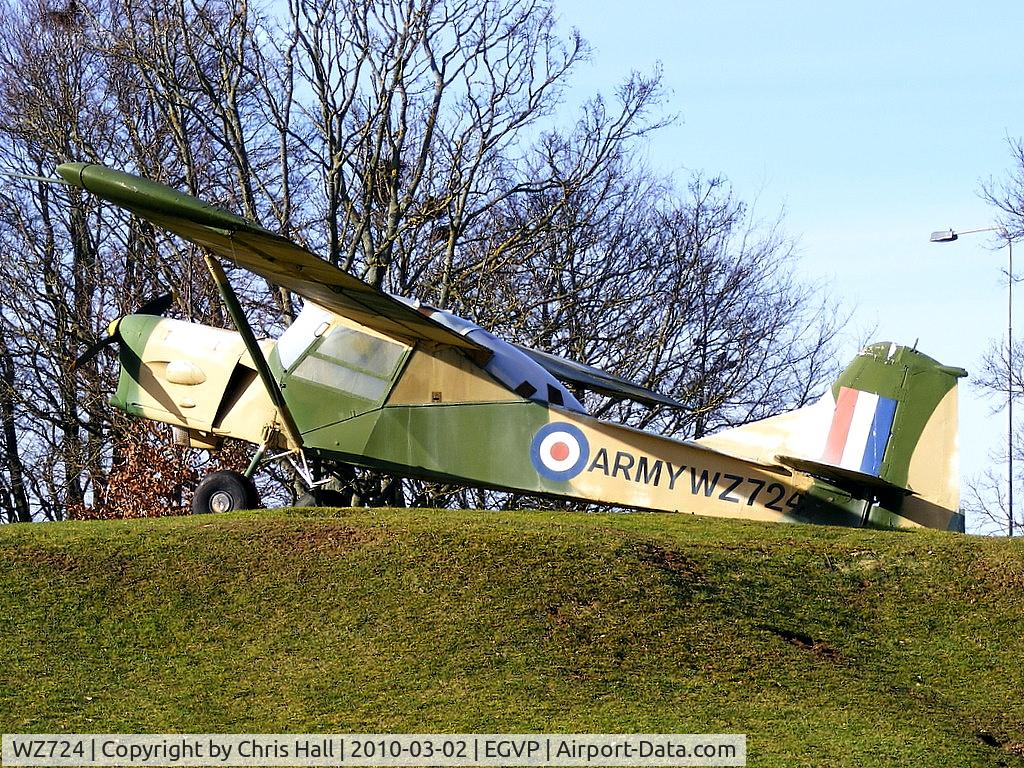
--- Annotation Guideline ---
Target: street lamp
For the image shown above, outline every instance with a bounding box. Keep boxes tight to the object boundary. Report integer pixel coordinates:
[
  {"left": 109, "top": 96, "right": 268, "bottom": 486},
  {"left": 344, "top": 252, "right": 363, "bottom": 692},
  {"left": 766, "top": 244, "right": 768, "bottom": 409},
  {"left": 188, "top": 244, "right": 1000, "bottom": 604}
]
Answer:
[{"left": 930, "top": 226, "right": 1015, "bottom": 535}]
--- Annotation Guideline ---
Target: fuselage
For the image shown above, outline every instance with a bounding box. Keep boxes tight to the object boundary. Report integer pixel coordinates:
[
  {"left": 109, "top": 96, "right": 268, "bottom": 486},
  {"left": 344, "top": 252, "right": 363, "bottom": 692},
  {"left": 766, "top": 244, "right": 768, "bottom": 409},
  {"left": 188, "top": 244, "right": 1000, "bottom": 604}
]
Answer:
[{"left": 110, "top": 304, "right": 963, "bottom": 531}]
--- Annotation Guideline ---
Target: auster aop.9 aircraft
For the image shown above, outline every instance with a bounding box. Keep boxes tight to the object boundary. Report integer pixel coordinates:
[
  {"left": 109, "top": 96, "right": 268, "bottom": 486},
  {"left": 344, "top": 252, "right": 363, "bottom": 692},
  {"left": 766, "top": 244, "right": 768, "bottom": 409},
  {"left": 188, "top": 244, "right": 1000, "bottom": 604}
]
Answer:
[{"left": 57, "top": 163, "right": 967, "bottom": 531}]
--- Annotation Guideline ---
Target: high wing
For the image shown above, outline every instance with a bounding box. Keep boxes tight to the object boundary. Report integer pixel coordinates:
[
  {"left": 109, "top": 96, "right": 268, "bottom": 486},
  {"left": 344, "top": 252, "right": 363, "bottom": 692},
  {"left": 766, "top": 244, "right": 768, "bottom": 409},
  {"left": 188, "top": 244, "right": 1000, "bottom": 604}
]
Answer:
[
  {"left": 56, "top": 163, "right": 490, "bottom": 362},
  {"left": 513, "top": 344, "right": 688, "bottom": 410}
]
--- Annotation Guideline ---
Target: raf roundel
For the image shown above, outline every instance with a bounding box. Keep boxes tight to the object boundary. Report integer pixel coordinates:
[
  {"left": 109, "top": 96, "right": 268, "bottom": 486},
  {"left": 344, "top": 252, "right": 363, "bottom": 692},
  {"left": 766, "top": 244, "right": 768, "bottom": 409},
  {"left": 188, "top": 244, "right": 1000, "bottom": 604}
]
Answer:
[{"left": 531, "top": 423, "right": 590, "bottom": 482}]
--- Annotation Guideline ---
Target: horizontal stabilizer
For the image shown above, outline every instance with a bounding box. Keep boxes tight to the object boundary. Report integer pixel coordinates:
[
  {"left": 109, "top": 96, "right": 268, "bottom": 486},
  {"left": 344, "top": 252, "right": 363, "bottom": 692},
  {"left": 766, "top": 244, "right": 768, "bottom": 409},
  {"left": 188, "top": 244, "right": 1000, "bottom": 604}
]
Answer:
[
  {"left": 513, "top": 344, "right": 688, "bottom": 410},
  {"left": 777, "top": 454, "right": 914, "bottom": 501}
]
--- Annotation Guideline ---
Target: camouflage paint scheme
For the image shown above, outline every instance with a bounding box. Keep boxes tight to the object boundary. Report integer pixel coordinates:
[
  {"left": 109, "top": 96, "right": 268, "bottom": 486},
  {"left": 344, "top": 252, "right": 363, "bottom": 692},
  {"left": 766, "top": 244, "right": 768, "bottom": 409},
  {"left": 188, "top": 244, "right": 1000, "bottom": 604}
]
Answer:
[{"left": 57, "top": 163, "right": 967, "bottom": 532}]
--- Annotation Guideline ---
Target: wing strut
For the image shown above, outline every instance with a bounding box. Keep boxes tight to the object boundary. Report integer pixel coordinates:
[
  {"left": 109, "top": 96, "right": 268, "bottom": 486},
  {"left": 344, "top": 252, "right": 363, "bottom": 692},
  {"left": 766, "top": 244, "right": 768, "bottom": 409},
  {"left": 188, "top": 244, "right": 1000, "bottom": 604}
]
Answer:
[{"left": 203, "top": 254, "right": 304, "bottom": 452}]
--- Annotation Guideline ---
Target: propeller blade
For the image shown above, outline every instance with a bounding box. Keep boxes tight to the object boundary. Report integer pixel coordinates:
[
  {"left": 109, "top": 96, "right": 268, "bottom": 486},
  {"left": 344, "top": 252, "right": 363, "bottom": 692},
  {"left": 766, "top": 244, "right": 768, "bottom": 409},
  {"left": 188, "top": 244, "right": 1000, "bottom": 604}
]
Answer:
[
  {"left": 136, "top": 292, "right": 174, "bottom": 316},
  {"left": 72, "top": 292, "right": 170, "bottom": 372},
  {"left": 72, "top": 334, "right": 117, "bottom": 370}
]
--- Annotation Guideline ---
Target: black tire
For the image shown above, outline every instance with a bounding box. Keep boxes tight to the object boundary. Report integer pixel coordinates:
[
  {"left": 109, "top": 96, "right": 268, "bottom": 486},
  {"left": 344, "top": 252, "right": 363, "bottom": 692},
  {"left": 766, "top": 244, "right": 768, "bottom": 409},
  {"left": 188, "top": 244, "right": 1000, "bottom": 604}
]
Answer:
[
  {"left": 315, "top": 488, "right": 352, "bottom": 507},
  {"left": 192, "top": 470, "right": 260, "bottom": 514},
  {"left": 294, "top": 491, "right": 317, "bottom": 508},
  {"left": 295, "top": 488, "right": 351, "bottom": 508}
]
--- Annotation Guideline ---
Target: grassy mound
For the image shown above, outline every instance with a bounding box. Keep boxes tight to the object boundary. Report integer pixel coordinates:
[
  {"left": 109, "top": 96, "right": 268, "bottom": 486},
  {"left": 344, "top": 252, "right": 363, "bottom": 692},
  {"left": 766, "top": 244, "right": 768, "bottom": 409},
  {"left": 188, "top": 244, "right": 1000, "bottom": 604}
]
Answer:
[{"left": 2, "top": 509, "right": 1023, "bottom": 766}]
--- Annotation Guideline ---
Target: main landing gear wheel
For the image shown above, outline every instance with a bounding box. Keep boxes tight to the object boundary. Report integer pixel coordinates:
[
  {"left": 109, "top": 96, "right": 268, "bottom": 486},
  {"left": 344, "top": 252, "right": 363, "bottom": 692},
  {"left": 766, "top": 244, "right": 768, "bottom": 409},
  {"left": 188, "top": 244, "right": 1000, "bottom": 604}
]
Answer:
[{"left": 192, "top": 470, "right": 260, "bottom": 514}]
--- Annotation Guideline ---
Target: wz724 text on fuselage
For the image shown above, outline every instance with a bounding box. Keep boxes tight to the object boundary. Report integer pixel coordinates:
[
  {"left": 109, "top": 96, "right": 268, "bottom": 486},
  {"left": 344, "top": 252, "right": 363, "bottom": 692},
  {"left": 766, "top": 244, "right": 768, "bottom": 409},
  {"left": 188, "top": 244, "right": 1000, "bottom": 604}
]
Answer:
[{"left": 585, "top": 448, "right": 801, "bottom": 512}]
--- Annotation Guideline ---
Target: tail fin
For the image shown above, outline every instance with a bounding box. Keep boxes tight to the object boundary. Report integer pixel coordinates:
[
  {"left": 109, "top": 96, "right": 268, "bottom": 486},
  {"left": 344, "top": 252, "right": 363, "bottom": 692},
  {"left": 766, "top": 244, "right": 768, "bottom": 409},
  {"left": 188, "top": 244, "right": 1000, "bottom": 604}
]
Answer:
[
  {"left": 697, "top": 342, "right": 967, "bottom": 531},
  {"left": 780, "top": 342, "right": 967, "bottom": 531}
]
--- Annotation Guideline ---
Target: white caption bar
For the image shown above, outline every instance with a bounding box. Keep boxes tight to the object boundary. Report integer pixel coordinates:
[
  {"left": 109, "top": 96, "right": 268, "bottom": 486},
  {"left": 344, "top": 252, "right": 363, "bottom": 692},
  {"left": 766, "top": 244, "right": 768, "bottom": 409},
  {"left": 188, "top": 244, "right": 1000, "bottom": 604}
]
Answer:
[{"left": 2, "top": 734, "right": 745, "bottom": 767}]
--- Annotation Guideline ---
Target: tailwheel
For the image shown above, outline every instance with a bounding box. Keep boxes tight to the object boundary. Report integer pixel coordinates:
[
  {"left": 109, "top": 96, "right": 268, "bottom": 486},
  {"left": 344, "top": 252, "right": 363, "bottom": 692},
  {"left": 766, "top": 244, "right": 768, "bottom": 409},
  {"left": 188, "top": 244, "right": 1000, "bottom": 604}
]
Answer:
[{"left": 192, "top": 470, "right": 260, "bottom": 514}]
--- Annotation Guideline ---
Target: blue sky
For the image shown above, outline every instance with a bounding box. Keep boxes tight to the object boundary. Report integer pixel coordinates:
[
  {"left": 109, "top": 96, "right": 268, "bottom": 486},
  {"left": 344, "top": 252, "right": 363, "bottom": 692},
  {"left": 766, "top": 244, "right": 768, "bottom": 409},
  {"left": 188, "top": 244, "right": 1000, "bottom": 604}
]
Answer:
[{"left": 552, "top": 0, "right": 1024, "bottom": 530}]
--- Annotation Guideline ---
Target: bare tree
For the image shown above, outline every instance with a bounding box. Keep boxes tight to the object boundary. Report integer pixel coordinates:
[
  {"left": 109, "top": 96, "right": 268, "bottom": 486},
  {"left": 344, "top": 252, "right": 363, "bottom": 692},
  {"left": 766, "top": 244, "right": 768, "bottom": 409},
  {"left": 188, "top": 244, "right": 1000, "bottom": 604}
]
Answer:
[
  {"left": 963, "top": 336, "right": 1023, "bottom": 535},
  {"left": 962, "top": 138, "right": 1024, "bottom": 534},
  {"left": 0, "top": 0, "right": 118, "bottom": 519},
  {"left": 0, "top": 0, "right": 843, "bottom": 520}
]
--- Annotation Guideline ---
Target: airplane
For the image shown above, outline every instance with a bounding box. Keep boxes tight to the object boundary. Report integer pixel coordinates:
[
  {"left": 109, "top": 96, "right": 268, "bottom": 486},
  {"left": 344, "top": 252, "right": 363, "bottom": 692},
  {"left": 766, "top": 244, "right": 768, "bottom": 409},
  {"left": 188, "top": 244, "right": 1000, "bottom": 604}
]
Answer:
[{"left": 56, "top": 162, "right": 967, "bottom": 532}]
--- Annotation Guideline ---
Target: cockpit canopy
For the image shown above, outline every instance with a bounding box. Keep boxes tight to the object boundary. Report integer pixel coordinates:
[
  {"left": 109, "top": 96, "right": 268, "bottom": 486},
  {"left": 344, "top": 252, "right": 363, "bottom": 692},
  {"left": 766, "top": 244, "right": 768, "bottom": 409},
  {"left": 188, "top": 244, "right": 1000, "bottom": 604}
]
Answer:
[{"left": 276, "top": 300, "right": 587, "bottom": 414}]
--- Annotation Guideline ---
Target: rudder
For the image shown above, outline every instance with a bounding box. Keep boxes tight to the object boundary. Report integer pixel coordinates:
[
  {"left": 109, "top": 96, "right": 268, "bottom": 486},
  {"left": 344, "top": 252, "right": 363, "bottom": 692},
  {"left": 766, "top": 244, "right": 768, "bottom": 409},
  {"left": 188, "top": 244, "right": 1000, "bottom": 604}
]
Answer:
[{"left": 821, "top": 342, "right": 967, "bottom": 530}]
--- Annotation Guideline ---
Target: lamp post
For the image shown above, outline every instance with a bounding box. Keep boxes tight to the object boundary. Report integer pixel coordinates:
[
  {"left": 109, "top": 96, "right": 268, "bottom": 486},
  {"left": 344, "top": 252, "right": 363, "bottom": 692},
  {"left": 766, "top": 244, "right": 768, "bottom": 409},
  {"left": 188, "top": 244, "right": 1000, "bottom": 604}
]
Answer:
[{"left": 930, "top": 226, "right": 1015, "bottom": 535}]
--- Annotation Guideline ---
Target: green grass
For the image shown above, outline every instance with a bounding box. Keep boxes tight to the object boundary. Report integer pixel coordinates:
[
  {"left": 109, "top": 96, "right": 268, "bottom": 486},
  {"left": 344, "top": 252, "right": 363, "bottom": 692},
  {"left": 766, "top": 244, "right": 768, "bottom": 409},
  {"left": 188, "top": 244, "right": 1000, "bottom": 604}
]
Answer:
[{"left": 2, "top": 508, "right": 1024, "bottom": 767}]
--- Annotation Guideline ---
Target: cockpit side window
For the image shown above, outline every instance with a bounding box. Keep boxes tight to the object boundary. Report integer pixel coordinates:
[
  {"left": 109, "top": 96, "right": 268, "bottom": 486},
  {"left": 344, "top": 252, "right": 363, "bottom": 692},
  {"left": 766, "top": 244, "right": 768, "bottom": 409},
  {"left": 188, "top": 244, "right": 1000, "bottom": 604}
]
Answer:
[
  {"left": 276, "top": 303, "right": 334, "bottom": 372},
  {"left": 276, "top": 303, "right": 409, "bottom": 405},
  {"left": 315, "top": 326, "right": 406, "bottom": 378}
]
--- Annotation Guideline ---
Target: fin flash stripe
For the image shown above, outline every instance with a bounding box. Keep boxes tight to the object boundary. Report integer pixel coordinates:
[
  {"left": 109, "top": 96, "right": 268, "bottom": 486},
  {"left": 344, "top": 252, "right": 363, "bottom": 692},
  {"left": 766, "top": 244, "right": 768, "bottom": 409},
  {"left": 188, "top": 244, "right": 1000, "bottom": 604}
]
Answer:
[{"left": 822, "top": 387, "right": 898, "bottom": 476}]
